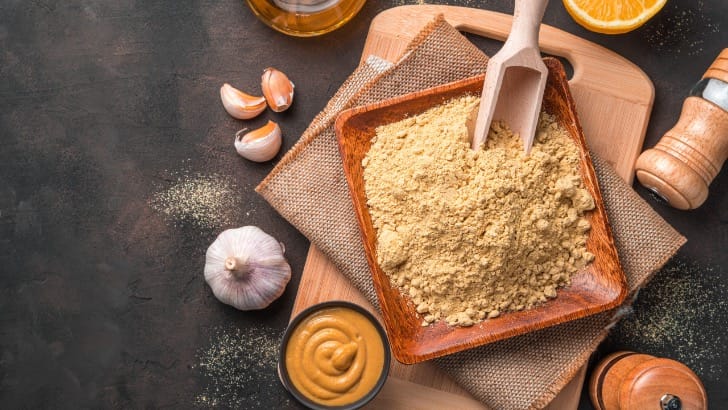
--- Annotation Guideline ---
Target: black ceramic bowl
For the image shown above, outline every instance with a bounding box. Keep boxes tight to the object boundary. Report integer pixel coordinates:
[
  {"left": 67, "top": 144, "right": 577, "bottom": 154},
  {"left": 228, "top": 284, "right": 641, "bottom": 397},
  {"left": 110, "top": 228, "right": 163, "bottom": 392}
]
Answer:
[{"left": 278, "top": 301, "right": 391, "bottom": 410}]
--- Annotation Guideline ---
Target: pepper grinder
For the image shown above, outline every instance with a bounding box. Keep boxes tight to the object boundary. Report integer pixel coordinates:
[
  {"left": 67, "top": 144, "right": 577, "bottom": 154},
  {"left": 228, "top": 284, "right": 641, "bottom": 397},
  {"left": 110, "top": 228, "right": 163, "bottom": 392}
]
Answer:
[
  {"left": 635, "top": 48, "right": 728, "bottom": 210},
  {"left": 589, "top": 351, "right": 707, "bottom": 410}
]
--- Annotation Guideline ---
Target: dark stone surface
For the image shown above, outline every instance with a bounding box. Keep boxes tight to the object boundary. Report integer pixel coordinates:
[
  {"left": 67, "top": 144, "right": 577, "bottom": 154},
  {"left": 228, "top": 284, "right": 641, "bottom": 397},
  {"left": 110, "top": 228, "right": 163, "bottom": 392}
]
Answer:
[{"left": 0, "top": 0, "right": 725, "bottom": 408}]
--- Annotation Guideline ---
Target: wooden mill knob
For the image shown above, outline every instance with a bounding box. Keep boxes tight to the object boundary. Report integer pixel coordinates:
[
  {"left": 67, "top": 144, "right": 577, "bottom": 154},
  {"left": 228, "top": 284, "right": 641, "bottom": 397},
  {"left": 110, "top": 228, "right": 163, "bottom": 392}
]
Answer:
[
  {"left": 589, "top": 351, "right": 707, "bottom": 410},
  {"left": 635, "top": 49, "right": 728, "bottom": 210}
]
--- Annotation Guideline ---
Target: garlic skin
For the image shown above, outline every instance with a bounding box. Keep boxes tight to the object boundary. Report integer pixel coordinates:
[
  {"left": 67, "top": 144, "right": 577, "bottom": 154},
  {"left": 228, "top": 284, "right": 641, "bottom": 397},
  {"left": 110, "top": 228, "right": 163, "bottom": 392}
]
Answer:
[
  {"left": 234, "top": 120, "right": 282, "bottom": 162},
  {"left": 220, "top": 83, "right": 267, "bottom": 119},
  {"left": 204, "top": 226, "right": 291, "bottom": 311},
  {"left": 261, "top": 67, "right": 294, "bottom": 112}
]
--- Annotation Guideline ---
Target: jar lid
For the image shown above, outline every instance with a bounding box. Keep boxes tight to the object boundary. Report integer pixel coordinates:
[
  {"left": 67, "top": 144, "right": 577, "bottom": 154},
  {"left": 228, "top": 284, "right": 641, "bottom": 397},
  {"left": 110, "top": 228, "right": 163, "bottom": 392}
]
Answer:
[{"left": 619, "top": 358, "right": 707, "bottom": 410}]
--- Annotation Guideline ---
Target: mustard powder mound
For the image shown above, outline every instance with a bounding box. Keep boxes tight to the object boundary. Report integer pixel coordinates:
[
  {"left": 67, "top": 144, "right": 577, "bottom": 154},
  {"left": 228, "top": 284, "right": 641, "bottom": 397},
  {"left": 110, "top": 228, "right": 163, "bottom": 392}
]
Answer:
[{"left": 362, "top": 95, "right": 595, "bottom": 327}]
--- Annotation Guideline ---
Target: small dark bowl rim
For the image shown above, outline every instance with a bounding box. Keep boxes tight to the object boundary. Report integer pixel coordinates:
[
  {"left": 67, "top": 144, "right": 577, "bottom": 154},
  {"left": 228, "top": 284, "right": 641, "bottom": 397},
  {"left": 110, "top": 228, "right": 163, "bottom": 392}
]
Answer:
[{"left": 278, "top": 300, "right": 391, "bottom": 410}]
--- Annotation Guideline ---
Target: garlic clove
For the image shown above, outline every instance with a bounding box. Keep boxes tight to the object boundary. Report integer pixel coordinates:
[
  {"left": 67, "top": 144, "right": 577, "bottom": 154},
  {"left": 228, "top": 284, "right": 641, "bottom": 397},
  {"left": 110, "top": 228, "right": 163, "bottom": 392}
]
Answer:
[
  {"left": 204, "top": 226, "right": 291, "bottom": 311},
  {"left": 220, "top": 83, "right": 267, "bottom": 120},
  {"left": 234, "top": 120, "right": 282, "bottom": 162},
  {"left": 261, "top": 67, "right": 294, "bottom": 112}
]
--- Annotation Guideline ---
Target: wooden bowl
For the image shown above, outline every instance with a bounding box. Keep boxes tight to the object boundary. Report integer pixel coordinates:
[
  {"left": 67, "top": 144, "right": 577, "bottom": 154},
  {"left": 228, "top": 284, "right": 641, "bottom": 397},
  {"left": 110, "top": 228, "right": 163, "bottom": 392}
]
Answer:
[{"left": 334, "top": 58, "right": 627, "bottom": 364}]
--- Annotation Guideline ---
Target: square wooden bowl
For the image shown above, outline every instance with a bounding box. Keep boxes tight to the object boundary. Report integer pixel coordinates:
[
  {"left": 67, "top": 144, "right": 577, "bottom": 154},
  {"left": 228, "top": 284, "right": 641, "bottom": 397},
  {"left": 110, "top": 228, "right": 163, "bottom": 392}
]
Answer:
[{"left": 334, "top": 58, "right": 627, "bottom": 364}]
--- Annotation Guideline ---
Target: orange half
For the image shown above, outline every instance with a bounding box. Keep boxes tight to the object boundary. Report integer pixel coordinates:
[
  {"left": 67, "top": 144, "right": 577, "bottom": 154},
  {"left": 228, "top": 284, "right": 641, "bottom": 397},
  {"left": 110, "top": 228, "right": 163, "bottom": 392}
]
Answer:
[{"left": 563, "top": 0, "right": 667, "bottom": 34}]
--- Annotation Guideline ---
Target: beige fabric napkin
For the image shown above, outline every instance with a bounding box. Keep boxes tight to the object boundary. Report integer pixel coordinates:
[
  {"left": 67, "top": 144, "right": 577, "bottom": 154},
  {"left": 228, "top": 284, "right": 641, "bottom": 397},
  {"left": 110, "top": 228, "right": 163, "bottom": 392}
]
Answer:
[{"left": 257, "top": 16, "right": 685, "bottom": 409}]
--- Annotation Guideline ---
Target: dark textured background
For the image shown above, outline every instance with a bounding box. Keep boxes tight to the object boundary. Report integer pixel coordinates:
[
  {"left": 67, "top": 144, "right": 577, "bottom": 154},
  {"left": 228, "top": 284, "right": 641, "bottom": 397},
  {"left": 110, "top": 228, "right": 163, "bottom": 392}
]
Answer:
[{"left": 1, "top": 0, "right": 726, "bottom": 408}]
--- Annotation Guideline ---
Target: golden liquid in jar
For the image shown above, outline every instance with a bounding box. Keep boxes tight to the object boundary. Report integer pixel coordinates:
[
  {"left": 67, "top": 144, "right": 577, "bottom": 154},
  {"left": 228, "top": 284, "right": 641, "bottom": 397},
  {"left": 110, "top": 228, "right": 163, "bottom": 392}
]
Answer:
[{"left": 246, "top": 0, "right": 366, "bottom": 37}]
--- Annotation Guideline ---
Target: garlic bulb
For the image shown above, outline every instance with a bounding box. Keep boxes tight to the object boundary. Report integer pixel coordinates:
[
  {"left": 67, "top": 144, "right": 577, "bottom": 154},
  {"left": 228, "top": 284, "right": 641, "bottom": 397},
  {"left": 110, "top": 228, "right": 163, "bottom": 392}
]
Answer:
[
  {"left": 234, "top": 120, "right": 282, "bottom": 162},
  {"left": 261, "top": 67, "right": 294, "bottom": 112},
  {"left": 220, "top": 83, "right": 267, "bottom": 119},
  {"left": 204, "top": 226, "right": 291, "bottom": 310}
]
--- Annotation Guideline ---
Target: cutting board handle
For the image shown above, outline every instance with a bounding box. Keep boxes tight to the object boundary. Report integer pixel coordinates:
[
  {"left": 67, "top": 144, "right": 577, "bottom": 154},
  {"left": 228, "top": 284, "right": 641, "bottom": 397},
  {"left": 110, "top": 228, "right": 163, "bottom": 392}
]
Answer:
[{"left": 363, "top": 5, "right": 653, "bottom": 101}]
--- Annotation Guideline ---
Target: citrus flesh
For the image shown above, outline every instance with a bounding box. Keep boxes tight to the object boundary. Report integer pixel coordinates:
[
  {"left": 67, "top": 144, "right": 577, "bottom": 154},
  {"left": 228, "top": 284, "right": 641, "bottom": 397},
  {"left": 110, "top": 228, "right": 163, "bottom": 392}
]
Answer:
[{"left": 563, "top": 0, "right": 667, "bottom": 34}]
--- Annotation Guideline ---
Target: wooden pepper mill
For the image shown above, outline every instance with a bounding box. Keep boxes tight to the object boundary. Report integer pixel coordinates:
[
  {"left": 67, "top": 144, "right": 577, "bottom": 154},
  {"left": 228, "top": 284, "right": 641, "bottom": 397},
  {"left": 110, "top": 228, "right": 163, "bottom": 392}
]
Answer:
[
  {"left": 635, "top": 48, "right": 728, "bottom": 209},
  {"left": 589, "top": 351, "right": 707, "bottom": 410}
]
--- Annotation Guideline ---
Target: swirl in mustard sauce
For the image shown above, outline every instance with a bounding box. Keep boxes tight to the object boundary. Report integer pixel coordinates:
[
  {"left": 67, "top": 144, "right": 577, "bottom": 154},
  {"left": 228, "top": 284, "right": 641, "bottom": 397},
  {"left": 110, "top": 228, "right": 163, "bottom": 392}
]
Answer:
[{"left": 285, "top": 307, "right": 386, "bottom": 406}]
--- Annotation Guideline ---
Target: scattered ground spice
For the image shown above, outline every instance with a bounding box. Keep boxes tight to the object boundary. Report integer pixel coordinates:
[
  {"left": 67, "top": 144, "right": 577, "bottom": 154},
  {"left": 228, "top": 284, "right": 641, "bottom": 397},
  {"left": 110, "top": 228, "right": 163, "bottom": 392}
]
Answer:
[
  {"left": 363, "top": 95, "right": 594, "bottom": 327},
  {"left": 643, "top": 1, "right": 720, "bottom": 57},
  {"left": 195, "top": 325, "right": 291, "bottom": 408},
  {"left": 608, "top": 258, "right": 728, "bottom": 381},
  {"left": 149, "top": 166, "right": 240, "bottom": 230}
]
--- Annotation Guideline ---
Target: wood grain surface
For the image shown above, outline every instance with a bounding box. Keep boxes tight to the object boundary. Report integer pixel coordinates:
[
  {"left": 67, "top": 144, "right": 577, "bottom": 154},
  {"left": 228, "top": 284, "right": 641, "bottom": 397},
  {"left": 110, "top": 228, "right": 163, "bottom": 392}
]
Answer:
[
  {"left": 470, "top": 0, "right": 549, "bottom": 152},
  {"left": 635, "top": 96, "right": 728, "bottom": 210},
  {"left": 588, "top": 352, "right": 708, "bottom": 410},
  {"left": 334, "top": 59, "right": 627, "bottom": 364},
  {"left": 292, "top": 5, "right": 654, "bottom": 409}
]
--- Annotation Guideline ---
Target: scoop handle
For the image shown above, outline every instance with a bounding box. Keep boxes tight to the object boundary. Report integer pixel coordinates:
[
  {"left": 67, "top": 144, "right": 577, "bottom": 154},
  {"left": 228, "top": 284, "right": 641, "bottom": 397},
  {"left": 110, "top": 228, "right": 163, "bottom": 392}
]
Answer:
[{"left": 508, "top": 0, "right": 548, "bottom": 49}]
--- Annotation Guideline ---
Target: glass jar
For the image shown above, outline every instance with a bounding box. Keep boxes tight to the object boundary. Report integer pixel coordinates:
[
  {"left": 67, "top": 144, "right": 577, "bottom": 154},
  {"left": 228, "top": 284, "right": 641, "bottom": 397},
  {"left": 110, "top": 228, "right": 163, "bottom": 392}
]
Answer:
[{"left": 246, "top": 0, "right": 366, "bottom": 37}]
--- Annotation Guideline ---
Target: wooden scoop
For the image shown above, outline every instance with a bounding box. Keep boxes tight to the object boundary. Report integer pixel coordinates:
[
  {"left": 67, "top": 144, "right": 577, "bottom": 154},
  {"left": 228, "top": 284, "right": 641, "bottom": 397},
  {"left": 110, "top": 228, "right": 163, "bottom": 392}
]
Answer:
[{"left": 471, "top": 0, "right": 549, "bottom": 154}]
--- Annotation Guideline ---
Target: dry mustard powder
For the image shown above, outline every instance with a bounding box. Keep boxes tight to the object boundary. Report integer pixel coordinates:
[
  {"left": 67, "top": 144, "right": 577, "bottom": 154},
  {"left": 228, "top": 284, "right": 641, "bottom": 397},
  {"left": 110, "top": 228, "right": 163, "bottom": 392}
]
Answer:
[{"left": 362, "top": 95, "right": 595, "bottom": 327}]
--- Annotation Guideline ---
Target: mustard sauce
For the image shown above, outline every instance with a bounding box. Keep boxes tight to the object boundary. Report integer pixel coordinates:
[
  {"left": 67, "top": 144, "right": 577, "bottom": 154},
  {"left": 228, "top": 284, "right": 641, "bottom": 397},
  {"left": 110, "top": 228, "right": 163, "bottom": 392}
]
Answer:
[{"left": 284, "top": 306, "right": 386, "bottom": 406}]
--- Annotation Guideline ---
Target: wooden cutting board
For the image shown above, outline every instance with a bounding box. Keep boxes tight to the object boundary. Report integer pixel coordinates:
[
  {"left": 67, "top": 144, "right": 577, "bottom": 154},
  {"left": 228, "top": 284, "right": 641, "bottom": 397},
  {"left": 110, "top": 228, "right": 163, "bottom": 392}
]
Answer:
[{"left": 290, "top": 5, "right": 654, "bottom": 409}]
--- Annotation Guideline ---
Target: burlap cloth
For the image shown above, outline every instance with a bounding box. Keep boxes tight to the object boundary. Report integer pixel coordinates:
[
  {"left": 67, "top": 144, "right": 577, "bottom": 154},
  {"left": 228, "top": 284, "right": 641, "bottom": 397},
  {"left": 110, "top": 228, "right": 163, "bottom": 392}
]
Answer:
[{"left": 257, "top": 16, "right": 686, "bottom": 410}]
